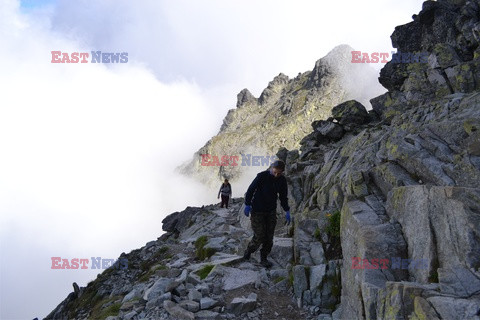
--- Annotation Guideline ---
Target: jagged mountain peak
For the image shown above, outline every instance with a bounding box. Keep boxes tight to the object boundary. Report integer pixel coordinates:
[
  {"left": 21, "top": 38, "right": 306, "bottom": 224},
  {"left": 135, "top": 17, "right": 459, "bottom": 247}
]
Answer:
[
  {"left": 314, "top": 44, "right": 355, "bottom": 69},
  {"left": 236, "top": 88, "right": 257, "bottom": 108},
  {"left": 179, "top": 44, "right": 384, "bottom": 189}
]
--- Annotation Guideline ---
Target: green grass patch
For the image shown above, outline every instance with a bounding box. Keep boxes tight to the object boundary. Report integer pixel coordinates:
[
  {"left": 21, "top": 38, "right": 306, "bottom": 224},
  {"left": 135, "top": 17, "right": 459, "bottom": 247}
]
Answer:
[
  {"left": 429, "top": 269, "right": 439, "bottom": 283},
  {"left": 328, "top": 269, "right": 342, "bottom": 306},
  {"left": 65, "top": 282, "right": 103, "bottom": 319},
  {"left": 138, "top": 264, "right": 168, "bottom": 283},
  {"left": 158, "top": 246, "right": 169, "bottom": 255},
  {"left": 195, "top": 235, "right": 208, "bottom": 249},
  {"left": 287, "top": 271, "right": 294, "bottom": 288},
  {"left": 324, "top": 210, "right": 343, "bottom": 260},
  {"left": 325, "top": 211, "right": 340, "bottom": 238},
  {"left": 428, "top": 257, "right": 439, "bottom": 283},
  {"left": 93, "top": 301, "right": 121, "bottom": 319},
  {"left": 196, "top": 264, "right": 215, "bottom": 280},
  {"left": 195, "top": 236, "right": 216, "bottom": 260},
  {"left": 288, "top": 224, "right": 295, "bottom": 237},
  {"left": 138, "top": 272, "right": 152, "bottom": 283},
  {"left": 140, "top": 246, "right": 170, "bottom": 272},
  {"left": 274, "top": 276, "right": 286, "bottom": 284}
]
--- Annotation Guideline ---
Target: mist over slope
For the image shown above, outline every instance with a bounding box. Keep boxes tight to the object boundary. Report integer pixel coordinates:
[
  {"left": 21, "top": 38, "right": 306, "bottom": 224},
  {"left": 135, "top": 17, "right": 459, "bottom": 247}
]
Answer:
[{"left": 178, "top": 44, "right": 385, "bottom": 190}]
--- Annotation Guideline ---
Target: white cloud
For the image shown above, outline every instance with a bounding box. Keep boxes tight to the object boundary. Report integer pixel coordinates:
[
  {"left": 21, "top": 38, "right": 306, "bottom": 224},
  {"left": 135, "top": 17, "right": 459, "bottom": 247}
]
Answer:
[
  {"left": 0, "top": 1, "right": 219, "bottom": 318},
  {"left": 48, "top": 0, "right": 425, "bottom": 95}
]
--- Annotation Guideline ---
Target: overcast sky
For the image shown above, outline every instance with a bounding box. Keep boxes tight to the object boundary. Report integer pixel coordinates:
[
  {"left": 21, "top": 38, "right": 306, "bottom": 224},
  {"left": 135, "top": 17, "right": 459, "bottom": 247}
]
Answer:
[{"left": 0, "top": 0, "right": 425, "bottom": 318}]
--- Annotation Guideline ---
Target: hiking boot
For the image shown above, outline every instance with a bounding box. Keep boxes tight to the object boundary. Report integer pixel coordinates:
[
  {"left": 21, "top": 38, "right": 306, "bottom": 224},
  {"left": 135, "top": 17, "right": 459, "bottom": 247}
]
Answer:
[
  {"left": 242, "top": 249, "right": 252, "bottom": 261},
  {"left": 260, "top": 258, "right": 273, "bottom": 268}
]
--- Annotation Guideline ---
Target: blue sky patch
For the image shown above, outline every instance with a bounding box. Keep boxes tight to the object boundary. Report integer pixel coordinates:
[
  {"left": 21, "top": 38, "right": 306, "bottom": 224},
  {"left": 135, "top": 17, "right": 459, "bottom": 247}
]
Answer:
[{"left": 20, "top": 0, "right": 57, "bottom": 9}]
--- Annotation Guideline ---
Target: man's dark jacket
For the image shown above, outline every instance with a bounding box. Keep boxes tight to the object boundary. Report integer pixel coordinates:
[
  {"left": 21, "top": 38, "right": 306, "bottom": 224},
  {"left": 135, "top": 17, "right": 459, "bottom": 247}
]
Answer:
[{"left": 245, "top": 169, "right": 290, "bottom": 213}]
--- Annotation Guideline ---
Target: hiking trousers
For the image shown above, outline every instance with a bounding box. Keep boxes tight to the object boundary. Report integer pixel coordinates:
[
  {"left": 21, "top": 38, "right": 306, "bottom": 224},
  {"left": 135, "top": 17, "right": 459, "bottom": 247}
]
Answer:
[
  {"left": 220, "top": 195, "right": 229, "bottom": 208},
  {"left": 246, "top": 210, "right": 277, "bottom": 258}
]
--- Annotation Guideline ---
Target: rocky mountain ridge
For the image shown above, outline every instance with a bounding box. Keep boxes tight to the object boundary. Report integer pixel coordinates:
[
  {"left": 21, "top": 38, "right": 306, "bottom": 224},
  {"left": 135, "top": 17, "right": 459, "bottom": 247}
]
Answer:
[
  {"left": 46, "top": 0, "right": 480, "bottom": 319},
  {"left": 46, "top": 199, "right": 333, "bottom": 320},
  {"left": 178, "top": 44, "right": 384, "bottom": 188}
]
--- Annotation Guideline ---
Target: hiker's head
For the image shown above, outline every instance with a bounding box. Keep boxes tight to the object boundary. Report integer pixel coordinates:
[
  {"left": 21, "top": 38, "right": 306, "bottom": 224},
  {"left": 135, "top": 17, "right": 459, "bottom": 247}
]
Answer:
[
  {"left": 270, "top": 160, "right": 285, "bottom": 178},
  {"left": 224, "top": 179, "right": 229, "bottom": 184}
]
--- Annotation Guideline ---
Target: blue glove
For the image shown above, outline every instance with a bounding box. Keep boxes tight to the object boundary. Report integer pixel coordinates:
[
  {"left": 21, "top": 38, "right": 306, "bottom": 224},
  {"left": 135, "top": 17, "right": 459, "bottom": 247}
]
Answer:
[
  {"left": 285, "top": 211, "right": 291, "bottom": 225},
  {"left": 244, "top": 205, "right": 252, "bottom": 217}
]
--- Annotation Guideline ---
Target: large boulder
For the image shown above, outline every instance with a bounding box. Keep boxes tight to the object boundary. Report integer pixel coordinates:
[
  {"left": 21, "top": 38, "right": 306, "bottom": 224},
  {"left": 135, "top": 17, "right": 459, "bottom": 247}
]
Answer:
[
  {"left": 331, "top": 100, "right": 369, "bottom": 127},
  {"left": 162, "top": 207, "right": 198, "bottom": 234}
]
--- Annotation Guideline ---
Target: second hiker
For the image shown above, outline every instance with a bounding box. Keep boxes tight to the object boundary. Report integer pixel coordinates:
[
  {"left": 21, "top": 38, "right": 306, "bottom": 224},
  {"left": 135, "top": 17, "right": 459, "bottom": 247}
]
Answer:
[{"left": 218, "top": 178, "right": 232, "bottom": 208}]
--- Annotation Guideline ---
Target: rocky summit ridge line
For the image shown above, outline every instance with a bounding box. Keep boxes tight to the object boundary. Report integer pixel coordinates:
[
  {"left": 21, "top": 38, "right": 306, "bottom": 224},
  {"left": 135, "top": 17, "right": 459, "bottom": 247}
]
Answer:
[
  {"left": 46, "top": 0, "right": 480, "bottom": 319},
  {"left": 177, "top": 44, "right": 384, "bottom": 189}
]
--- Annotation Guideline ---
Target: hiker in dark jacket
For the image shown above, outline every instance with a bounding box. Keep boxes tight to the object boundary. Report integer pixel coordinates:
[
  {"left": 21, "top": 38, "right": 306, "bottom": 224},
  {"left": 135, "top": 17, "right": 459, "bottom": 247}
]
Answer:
[
  {"left": 242, "top": 160, "right": 291, "bottom": 268},
  {"left": 218, "top": 179, "right": 232, "bottom": 208}
]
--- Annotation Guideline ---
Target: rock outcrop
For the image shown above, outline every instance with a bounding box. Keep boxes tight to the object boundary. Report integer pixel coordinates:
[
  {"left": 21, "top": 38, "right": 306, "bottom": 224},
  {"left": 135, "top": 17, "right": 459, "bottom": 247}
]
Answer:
[{"left": 282, "top": 0, "right": 480, "bottom": 319}]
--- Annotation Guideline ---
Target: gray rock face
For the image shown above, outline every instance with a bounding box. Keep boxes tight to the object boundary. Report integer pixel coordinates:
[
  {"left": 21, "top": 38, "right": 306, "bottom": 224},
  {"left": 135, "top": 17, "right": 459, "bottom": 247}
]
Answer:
[
  {"left": 258, "top": 73, "right": 290, "bottom": 105},
  {"left": 340, "top": 200, "right": 408, "bottom": 319},
  {"left": 309, "top": 265, "right": 327, "bottom": 291},
  {"left": 143, "top": 278, "right": 173, "bottom": 301},
  {"left": 122, "top": 287, "right": 141, "bottom": 303},
  {"left": 221, "top": 266, "right": 259, "bottom": 291},
  {"left": 313, "top": 120, "right": 345, "bottom": 141},
  {"left": 205, "top": 237, "right": 227, "bottom": 251},
  {"left": 123, "top": 310, "right": 136, "bottom": 320},
  {"left": 331, "top": 100, "right": 369, "bottom": 127},
  {"left": 438, "top": 267, "right": 480, "bottom": 297},
  {"left": 163, "top": 300, "right": 195, "bottom": 320},
  {"left": 269, "top": 237, "right": 294, "bottom": 267},
  {"left": 178, "top": 300, "right": 200, "bottom": 313},
  {"left": 161, "top": 206, "right": 198, "bottom": 234},
  {"left": 228, "top": 293, "right": 257, "bottom": 315},
  {"left": 200, "top": 297, "right": 218, "bottom": 310},
  {"left": 427, "top": 296, "right": 480, "bottom": 320},
  {"left": 195, "top": 310, "right": 220, "bottom": 319},
  {"left": 294, "top": 219, "right": 322, "bottom": 266},
  {"left": 236, "top": 88, "right": 257, "bottom": 108},
  {"left": 290, "top": 6, "right": 480, "bottom": 314},
  {"left": 310, "top": 242, "right": 326, "bottom": 265},
  {"left": 145, "top": 292, "right": 172, "bottom": 309},
  {"left": 387, "top": 186, "right": 480, "bottom": 281},
  {"left": 293, "top": 265, "right": 308, "bottom": 301},
  {"left": 187, "top": 289, "right": 202, "bottom": 302}
]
